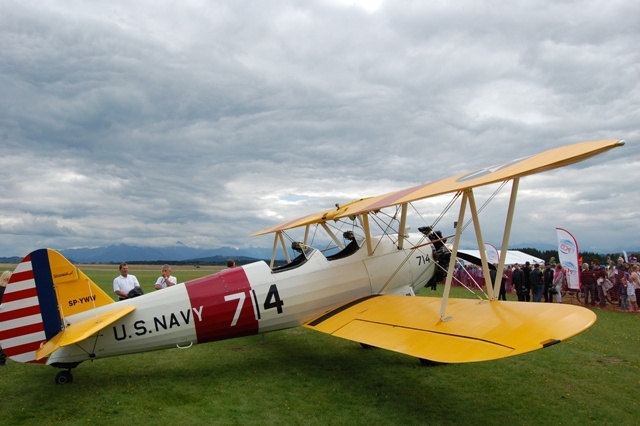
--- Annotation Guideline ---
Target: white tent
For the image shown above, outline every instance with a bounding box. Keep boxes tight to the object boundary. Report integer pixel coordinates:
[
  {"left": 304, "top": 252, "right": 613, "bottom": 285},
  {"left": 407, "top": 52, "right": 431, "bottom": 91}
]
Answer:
[{"left": 457, "top": 249, "right": 545, "bottom": 266}]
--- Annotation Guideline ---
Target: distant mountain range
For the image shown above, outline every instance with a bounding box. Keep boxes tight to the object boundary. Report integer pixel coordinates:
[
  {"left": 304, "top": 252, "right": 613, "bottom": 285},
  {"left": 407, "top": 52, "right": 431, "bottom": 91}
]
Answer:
[
  {"left": 0, "top": 244, "right": 275, "bottom": 264},
  {"left": 0, "top": 242, "right": 627, "bottom": 265}
]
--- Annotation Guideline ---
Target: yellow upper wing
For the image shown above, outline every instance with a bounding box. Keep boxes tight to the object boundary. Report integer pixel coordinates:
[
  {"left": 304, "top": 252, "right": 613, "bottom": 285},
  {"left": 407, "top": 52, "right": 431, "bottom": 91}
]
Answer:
[
  {"left": 304, "top": 295, "right": 596, "bottom": 363},
  {"left": 253, "top": 139, "right": 623, "bottom": 236}
]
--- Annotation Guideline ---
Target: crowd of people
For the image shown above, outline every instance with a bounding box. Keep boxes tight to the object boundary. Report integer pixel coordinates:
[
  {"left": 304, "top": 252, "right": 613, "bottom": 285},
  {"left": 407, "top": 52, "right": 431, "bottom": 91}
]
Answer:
[
  {"left": 452, "top": 255, "right": 640, "bottom": 311},
  {"left": 595, "top": 256, "right": 640, "bottom": 312}
]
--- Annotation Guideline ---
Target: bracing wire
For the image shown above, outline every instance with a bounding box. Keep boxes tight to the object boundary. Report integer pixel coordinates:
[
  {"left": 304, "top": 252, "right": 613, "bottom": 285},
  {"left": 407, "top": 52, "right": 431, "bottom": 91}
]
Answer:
[{"left": 460, "top": 181, "right": 508, "bottom": 233}]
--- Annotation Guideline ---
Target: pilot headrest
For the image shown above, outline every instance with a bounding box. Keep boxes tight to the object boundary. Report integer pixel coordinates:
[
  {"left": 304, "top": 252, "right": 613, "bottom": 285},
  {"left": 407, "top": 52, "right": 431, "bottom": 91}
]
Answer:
[{"left": 418, "top": 226, "right": 433, "bottom": 235}]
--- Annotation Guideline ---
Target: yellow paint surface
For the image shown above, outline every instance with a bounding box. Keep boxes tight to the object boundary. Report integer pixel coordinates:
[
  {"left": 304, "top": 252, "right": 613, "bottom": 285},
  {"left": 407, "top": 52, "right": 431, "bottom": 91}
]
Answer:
[
  {"left": 304, "top": 295, "right": 596, "bottom": 363},
  {"left": 36, "top": 305, "right": 136, "bottom": 360},
  {"left": 46, "top": 249, "right": 115, "bottom": 317}
]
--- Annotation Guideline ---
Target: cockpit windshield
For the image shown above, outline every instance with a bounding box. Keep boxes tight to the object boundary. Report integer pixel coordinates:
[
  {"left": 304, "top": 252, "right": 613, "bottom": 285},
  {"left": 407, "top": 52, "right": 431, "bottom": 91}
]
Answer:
[{"left": 271, "top": 242, "right": 316, "bottom": 273}]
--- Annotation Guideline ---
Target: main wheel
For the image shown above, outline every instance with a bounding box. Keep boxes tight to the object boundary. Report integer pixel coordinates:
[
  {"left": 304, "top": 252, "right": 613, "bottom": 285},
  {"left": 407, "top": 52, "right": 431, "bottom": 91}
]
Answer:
[{"left": 55, "top": 370, "right": 73, "bottom": 385}]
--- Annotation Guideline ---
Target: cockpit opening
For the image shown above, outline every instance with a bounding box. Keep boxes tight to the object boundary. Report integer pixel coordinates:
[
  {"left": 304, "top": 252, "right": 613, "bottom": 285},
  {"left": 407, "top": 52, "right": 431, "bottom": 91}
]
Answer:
[
  {"left": 326, "top": 231, "right": 363, "bottom": 261},
  {"left": 271, "top": 241, "right": 315, "bottom": 273}
]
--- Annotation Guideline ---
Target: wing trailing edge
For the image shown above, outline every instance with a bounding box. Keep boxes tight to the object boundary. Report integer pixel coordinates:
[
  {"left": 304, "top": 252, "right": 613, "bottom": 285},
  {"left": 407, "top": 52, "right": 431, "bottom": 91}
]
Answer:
[{"left": 303, "top": 295, "right": 596, "bottom": 363}]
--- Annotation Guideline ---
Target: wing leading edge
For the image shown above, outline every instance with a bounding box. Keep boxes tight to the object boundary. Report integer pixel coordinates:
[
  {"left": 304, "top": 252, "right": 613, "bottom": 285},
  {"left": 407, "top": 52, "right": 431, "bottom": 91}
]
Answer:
[
  {"left": 303, "top": 295, "right": 596, "bottom": 363},
  {"left": 253, "top": 139, "right": 623, "bottom": 236}
]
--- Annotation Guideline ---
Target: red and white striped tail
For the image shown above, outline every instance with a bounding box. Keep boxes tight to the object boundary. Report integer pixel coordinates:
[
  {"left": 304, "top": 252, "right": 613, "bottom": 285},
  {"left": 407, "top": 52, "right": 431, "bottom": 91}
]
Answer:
[{"left": 0, "top": 250, "right": 62, "bottom": 364}]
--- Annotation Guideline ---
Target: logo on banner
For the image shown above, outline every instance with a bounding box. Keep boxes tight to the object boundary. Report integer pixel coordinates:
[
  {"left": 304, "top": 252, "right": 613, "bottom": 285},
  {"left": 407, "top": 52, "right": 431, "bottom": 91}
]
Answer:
[
  {"left": 563, "top": 261, "right": 578, "bottom": 276},
  {"left": 558, "top": 239, "right": 576, "bottom": 255}
]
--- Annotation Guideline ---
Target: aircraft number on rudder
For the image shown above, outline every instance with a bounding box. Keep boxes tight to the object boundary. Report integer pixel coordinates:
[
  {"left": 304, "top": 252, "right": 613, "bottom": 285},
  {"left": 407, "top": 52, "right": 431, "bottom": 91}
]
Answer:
[{"left": 225, "top": 284, "right": 284, "bottom": 327}]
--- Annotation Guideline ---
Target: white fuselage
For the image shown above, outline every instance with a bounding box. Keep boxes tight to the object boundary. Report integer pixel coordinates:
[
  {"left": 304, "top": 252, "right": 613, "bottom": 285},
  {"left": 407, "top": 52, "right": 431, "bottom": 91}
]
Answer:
[{"left": 48, "top": 235, "right": 435, "bottom": 365}]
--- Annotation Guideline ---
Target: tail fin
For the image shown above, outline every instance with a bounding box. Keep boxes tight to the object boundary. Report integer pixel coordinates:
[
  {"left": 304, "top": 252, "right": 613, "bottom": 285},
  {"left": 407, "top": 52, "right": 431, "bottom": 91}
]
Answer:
[{"left": 0, "top": 249, "right": 114, "bottom": 363}]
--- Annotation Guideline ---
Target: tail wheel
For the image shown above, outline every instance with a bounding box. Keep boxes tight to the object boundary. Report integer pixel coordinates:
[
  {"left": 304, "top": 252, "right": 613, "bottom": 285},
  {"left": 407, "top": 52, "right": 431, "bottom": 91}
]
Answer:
[{"left": 55, "top": 370, "right": 73, "bottom": 385}]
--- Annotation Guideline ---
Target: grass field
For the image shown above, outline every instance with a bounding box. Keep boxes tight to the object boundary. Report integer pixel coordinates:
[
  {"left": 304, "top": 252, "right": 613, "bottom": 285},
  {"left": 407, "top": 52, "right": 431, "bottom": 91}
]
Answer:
[{"left": 1, "top": 263, "right": 639, "bottom": 425}]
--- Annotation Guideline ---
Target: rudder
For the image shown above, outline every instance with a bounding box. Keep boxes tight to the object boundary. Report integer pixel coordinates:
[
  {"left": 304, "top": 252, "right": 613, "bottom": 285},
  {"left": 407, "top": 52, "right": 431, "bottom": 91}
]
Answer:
[{"left": 0, "top": 249, "right": 114, "bottom": 363}]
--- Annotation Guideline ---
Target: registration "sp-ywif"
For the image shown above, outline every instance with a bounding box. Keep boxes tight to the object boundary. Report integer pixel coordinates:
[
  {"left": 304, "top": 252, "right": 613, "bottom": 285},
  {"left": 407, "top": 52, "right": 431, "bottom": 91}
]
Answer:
[{"left": 67, "top": 295, "right": 97, "bottom": 307}]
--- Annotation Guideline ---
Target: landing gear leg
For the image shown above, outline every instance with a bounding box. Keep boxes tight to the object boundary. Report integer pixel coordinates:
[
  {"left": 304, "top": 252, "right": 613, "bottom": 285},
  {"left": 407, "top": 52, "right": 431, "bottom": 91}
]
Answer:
[{"left": 55, "top": 369, "right": 74, "bottom": 385}]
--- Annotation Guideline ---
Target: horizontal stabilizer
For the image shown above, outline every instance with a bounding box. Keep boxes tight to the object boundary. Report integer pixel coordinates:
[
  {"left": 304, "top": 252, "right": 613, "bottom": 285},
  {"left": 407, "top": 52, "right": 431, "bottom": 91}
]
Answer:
[
  {"left": 36, "top": 305, "right": 136, "bottom": 360},
  {"left": 304, "top": 295, "right": 596, "bottom": 363}
]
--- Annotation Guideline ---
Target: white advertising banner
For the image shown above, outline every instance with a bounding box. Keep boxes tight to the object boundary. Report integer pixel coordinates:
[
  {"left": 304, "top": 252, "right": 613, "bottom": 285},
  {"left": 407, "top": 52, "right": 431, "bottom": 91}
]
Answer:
[{"left": 556, "top": 228, "right": 580, "bottom": 290}]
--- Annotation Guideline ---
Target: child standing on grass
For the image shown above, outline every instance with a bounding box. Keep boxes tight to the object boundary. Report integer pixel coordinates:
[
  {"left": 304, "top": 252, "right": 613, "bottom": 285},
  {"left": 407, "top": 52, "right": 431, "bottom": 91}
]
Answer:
[
  {"left": 627, "top": 265, "right": 639, "bottom": 312},
  {"left": 619, "top": 276, "right": 630, "bottom": 311}
]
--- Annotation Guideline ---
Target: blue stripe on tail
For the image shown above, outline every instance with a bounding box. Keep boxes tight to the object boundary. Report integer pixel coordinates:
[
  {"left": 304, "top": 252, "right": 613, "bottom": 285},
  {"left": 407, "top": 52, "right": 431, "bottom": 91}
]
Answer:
[{"left": 30, "top": 249, "right": 62, "bottom": 340}]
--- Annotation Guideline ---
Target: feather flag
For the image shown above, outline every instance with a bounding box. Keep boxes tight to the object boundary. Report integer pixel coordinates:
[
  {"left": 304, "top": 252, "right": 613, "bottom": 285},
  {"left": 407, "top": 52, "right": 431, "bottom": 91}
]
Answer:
[
  {"left": 556, "top": 228, "right": 580, "bottom": 290},
  {"left": 484, "top": 243, "right": 500, "bottom": 264}
]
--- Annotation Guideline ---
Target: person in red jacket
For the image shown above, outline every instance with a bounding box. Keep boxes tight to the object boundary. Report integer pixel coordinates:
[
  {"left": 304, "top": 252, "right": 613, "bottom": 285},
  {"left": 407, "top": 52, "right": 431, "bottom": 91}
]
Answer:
[
  {"left": 592, "top": 261, "right": 607, "bottom": 308},
  {"left": 580, "top": 263, "right": 597, "bottom": 306}
]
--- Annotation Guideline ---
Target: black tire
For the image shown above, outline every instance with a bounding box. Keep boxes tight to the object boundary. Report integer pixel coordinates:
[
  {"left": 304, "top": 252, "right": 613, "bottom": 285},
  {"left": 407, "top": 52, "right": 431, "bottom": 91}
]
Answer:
[{"left": 55, "top": 370, "right": 73, "bottom": 385}]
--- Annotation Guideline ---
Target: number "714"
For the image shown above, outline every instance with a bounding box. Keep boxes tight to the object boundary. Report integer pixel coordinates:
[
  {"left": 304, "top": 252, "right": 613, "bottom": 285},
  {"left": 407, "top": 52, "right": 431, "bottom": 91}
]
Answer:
[{"left": 224, "top": 284, "right": 284, "bottom": 326}]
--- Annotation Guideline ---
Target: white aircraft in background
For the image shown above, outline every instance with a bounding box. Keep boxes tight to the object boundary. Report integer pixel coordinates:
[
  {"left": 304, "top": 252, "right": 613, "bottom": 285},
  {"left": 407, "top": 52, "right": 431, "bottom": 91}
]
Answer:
[{"left": 0, "top": 139, "right": 624, "bottom": 384}]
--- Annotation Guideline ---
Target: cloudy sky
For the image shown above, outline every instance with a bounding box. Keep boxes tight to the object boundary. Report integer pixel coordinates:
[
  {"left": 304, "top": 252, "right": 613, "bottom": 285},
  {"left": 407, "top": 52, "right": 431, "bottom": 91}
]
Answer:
[{"left": 0, "top": 0, "right": 638, "bottom": 258}]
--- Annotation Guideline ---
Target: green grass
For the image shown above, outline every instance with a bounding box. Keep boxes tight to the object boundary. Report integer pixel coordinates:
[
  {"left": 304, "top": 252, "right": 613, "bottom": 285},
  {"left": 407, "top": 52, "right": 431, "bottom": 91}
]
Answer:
[{"left": 1, "top": 264, "right": 639, "bottom": 425}]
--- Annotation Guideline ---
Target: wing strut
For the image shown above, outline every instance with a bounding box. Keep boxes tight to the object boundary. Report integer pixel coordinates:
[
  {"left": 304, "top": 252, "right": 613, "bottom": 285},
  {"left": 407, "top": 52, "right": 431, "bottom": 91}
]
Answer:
[
  {"left": 362, "top": 213, "right": 374, "bottom": 256},
  {"left": 304, "top": 225, "right": 311, "bottom": 247},
  {"left": 321, "top": 223, "right": 344, "bottom": 250},
  {"left": 397, "top": 203, "right": 408, "bottom": 249},
  {"left": 467, "top": 189, "right": 494, "bottom": 300},
  {"left": 440, "top": 190, "right": 468, "bottom": 321},
  {"left": 441, "top": 178, "right": 520, "bottom": 315},
  {"left": 270, "top": 231, "right": 291, "bottom": 268},
  {"left": 493, "top": 178, "right": 519, "bottom": 299}
]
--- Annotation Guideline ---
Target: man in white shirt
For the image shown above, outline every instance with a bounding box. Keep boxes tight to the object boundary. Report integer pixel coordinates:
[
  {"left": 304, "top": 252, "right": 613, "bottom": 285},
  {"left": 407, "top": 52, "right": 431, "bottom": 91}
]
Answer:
[
  {"left": 113, "top": 263, "right": 141, "bottom": 300},
  {"left": 154, "top": 264, "right": 177, "bottom": 290}
]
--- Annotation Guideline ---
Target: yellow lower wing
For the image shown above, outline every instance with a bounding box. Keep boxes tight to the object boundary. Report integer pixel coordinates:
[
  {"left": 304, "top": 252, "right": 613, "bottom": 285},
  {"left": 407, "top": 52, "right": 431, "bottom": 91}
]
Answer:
[
  {"left": 36, "top": 305, "right": 136, "bottom": 360},
  {"left": 304, "top": 295, "right": 596, "bottom": 363}
]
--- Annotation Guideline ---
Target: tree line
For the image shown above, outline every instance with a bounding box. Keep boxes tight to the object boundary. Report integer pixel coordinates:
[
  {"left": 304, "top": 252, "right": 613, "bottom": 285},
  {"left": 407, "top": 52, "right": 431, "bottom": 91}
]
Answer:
[{"left": 515, "top": 248, "right": 627, "bottom": 265}]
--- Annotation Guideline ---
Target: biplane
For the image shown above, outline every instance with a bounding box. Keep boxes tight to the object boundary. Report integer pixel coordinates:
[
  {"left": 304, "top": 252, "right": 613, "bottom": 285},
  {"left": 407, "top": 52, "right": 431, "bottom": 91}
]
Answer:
[{"left": 0, "top": 139, "right": 624, "bottom": 384}]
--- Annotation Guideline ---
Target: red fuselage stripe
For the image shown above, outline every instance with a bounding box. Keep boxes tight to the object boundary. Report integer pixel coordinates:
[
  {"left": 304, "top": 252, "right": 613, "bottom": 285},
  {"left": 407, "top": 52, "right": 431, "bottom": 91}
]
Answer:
[{"left": 184, "top": 267, "right": 258, "bottom": 343}]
